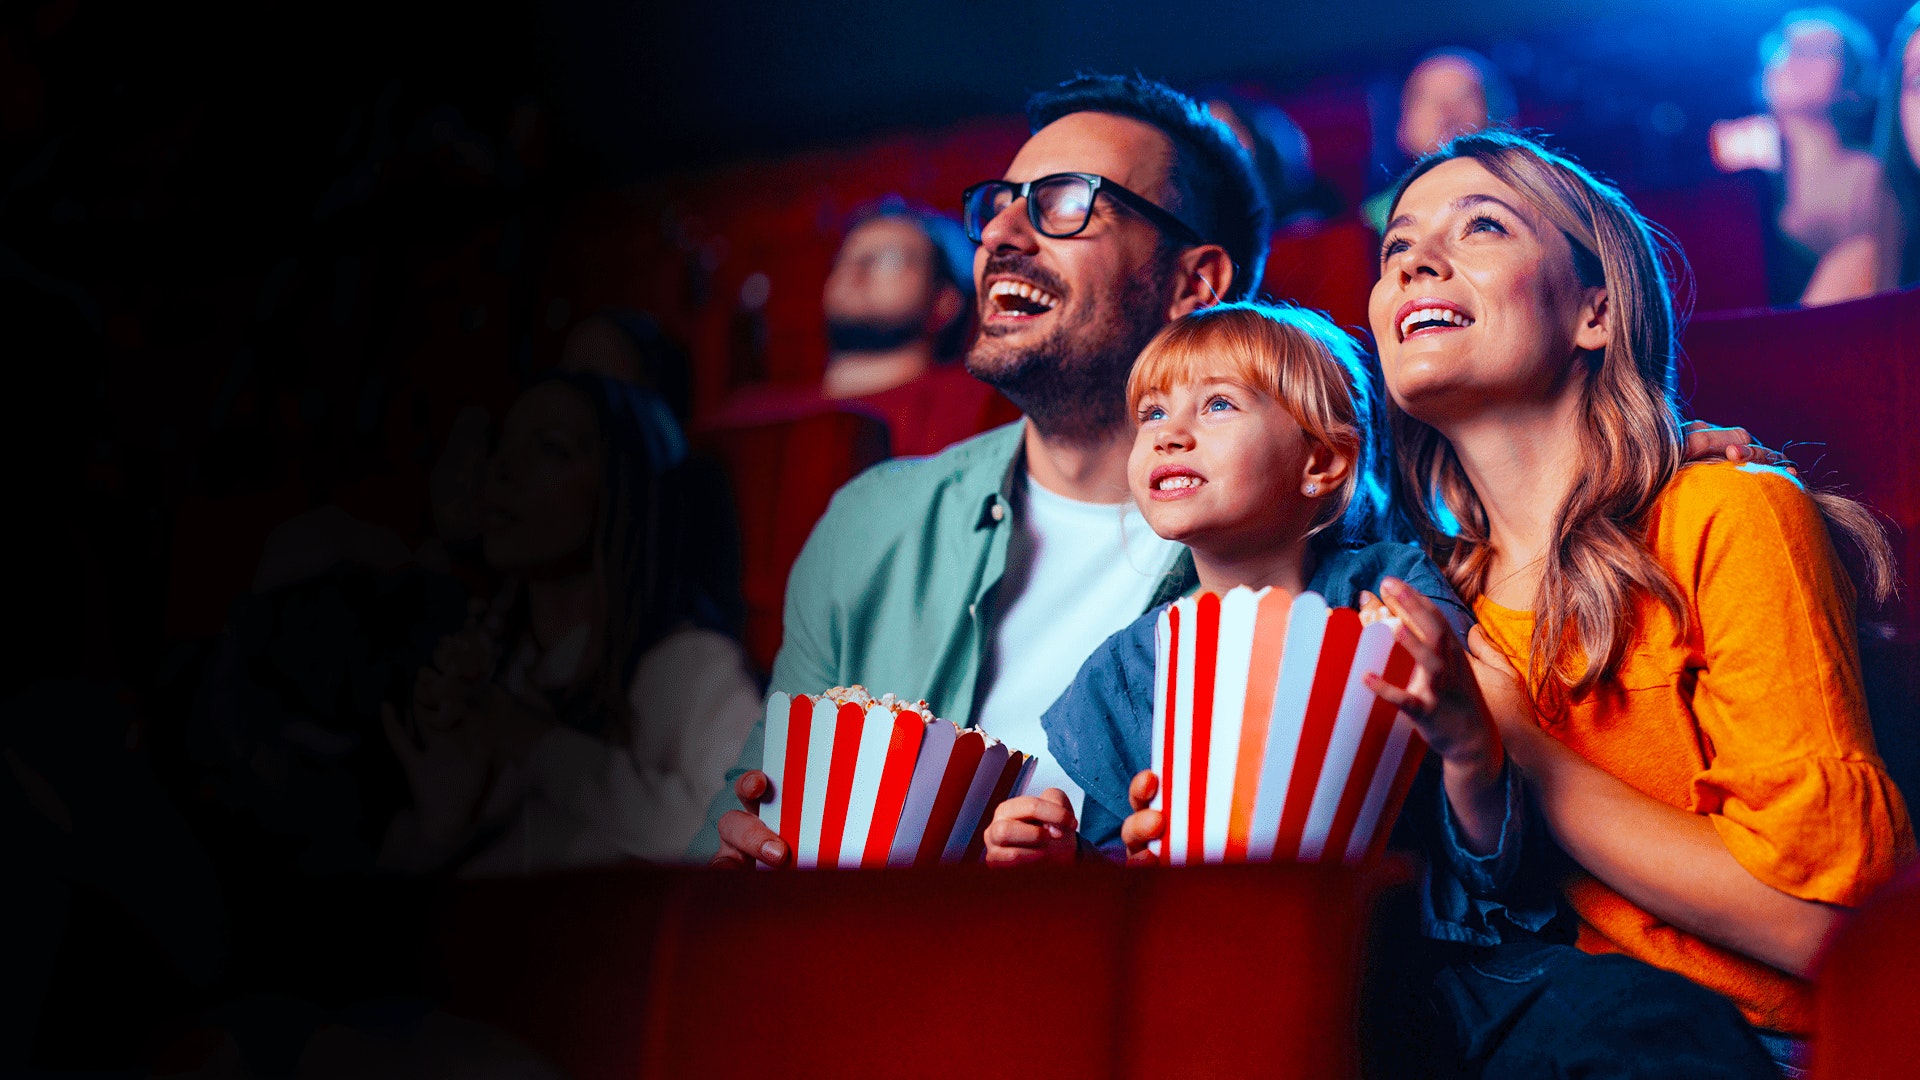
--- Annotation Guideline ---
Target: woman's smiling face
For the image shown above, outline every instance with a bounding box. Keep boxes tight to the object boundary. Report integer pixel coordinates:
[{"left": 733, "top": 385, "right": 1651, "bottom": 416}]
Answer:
[{"left": 1369, "top": 157, "right": 1607, "bottom": 426}]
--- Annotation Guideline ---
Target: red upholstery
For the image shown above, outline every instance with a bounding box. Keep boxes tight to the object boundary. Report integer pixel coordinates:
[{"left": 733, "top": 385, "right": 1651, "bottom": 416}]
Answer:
[
  {"left": 1262, "top": 220, "right": 1378, "bottom": 334},
  {"left": 1633, "top": 174, "right": 1771, "bottom": 314},
  {"left": 848, "top": 364, "right": 1021, "bottom": 459},
  {"left": 1809, "top": 861, "right": 1920, "bottom": 1079},
  {"left": 1679, "top": 286, "right": 1920, "bottom": 632},
  {"left": 693, "top": 405, "right": 890, "bottom": 672},
  {"left": 164, "top": 484, "right": 311, "bottom": 640},
  {"left": 441, "top": 864, "right": 1379, "bottom": 1079}
]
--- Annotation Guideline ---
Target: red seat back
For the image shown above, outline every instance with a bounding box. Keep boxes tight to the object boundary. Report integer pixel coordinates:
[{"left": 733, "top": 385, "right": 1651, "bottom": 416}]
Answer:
[
  {"left": 1262, "top": 220, "right": 1378, "bottom": 335},
  {"left": 1810, "top": 862, "right": 1920, "bottom": 1079},
  {"left": 1634, "top": 174, "right": 1771, "bottom": 315},
  {"left": 1680, "top": 287, "right": 1920, "bottom": 632},
  {"left": 693, "top": 406, "right": 890, "bottom": 672},
  {"left": 438, "top": 864, "right": 1376, "bottom": 1079}
]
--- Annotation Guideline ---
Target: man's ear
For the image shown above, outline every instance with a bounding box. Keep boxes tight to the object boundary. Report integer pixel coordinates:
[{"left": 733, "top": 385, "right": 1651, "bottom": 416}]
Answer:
[
  {"left": 1573, "top": 286, "right": 1610, "bottom": 354},
  {"left": 1166, "top": 245, "right": 1236, "bottom": 320}
]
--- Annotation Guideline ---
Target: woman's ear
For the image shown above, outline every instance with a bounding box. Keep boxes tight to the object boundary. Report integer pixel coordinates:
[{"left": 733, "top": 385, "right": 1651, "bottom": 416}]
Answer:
[
  {"left": 1573, "top": 286, "right": 1611, "bottom": 353},
  {"left": 1166, "top": 246, "right": 1236, "bottom": 319}
]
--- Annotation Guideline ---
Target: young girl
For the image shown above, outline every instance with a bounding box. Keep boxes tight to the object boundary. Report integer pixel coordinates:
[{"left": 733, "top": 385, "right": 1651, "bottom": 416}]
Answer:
[
  {"left": 1372, "top": 129, "right": 1912, "bottom": 1071},
  {"left": 983, "top": 302, "right": 1510, "bottom": 869}
]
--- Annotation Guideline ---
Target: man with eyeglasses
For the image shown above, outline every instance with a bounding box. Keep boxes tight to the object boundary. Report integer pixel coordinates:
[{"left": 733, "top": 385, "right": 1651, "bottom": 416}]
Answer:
[{"left": 688, "top": 72, "right": 1269, "bottom": 867}]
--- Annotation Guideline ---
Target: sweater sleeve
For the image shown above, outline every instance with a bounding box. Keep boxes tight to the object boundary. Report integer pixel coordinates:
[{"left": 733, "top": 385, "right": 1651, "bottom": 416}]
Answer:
[
  {"left": 1677, "top": 465, "right": 1913, "bottom": 906},
  {"left": 525, "top": 628, "right": 762, "bottom": 864}
]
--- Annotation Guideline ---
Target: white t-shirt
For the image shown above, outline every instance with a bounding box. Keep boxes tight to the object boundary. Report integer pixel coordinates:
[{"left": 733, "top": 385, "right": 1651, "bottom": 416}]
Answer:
[{"left": 971, "top": 474, "right": 1182, "bottom": 820}]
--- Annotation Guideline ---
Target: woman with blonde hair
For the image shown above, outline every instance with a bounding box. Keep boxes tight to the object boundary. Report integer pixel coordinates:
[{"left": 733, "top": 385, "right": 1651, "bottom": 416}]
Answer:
[{"left": 1371, "top": 129, "right": 1912, "bottom": 1074}]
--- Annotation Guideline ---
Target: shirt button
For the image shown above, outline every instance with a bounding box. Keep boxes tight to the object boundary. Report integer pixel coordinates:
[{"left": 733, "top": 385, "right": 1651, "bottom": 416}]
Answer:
[
  {"left": 968, "top": 603, "right": 977, "bottom": 617},
  {"left": 989, "top": 502, "right": 1004, "bottom": 522}
]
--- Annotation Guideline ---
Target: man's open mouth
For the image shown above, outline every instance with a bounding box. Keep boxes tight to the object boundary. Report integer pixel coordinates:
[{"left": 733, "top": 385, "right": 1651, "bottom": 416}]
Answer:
[{"left": 988, "top": 279, "right": 1060, "bottom": 317}]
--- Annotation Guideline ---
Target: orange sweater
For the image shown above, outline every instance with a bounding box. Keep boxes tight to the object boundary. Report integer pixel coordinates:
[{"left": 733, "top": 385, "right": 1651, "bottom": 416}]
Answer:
[{"left": 1473, "top": 462, "right": 1913, "bottom": 1034}]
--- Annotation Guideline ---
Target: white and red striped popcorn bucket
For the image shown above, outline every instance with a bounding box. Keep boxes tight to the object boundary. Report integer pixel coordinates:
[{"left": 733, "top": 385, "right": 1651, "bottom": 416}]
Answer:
[
  {"left": 1152, "top": 587, "right": 1424, "bottom": 866},
  {"left": 758, "top": 693, "right": 1038, "bottom": 868}
]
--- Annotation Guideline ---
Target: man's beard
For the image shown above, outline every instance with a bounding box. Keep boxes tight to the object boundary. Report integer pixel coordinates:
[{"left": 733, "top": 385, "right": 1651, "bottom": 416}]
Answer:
[
  {"left": 965, "top": 254, "right": 1173, "bottom": 444},
  {"left": 825, "top": 314, "right": 926, "bottom": 354}
]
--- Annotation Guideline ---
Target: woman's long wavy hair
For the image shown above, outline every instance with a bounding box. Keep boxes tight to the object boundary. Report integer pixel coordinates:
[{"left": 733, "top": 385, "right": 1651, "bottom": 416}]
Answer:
[
  {"left": 1383, "top": 131, "right": 1896, "bottom": 707},
  {"left": 506, "top": 372, "right": 742, "bottom": 741}
]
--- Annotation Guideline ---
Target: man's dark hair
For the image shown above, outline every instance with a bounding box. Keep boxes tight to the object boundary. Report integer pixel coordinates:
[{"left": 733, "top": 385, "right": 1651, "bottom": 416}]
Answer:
[
  {"left": 846, "top": 195, "right": 977, "bottom": 359},
  {"left": 1026, "top": 72, "right": 1270, "bottom": 301}
]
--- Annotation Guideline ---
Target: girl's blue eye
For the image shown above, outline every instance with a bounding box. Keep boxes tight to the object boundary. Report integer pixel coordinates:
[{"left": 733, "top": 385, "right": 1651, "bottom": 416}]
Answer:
[
  {"left": 1143, "top": 405, "right": 1165, "bottom": 421},
  {"left": 1205, "top": 396, "right": 1234, "bottom": 413}
]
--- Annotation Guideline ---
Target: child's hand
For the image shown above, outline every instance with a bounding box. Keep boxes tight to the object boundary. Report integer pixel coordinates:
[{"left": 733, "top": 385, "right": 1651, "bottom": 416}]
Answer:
[
  {"left": 1363, "top": 578, "right": 1507, "bottom": 853},
  {"left": 984, "top": 788, "right": 1079, "bottom": 866},
  {"left": 1362, "top": 578, "right": 1501, "bottom": 770},
  {"left": 1119, "top": 769, "right": 1164, "bottom": 867},
  {"left": 1356, "top": 589, "right": 1391, "bottom": 626}
]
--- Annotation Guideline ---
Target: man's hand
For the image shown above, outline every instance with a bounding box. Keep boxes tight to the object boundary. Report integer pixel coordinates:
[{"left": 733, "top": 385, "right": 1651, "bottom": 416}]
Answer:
[
  {"left": 984, "top": 788, "right": 1079, "bottom": 866},
  {"left": 1682, "top": 420, "right": 1797, "bottom": 475},
  {"left": 711, "top": 770, "right": 792, "bottom": 869},
  {"left": 1119, "top": 770, "right": 1164, "bottom": 867}
]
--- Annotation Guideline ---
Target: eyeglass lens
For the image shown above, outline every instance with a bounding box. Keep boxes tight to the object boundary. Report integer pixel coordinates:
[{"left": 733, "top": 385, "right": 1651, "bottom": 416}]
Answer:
[{"left": 967, "top": 175, "right": 1098, "bottom": 239}]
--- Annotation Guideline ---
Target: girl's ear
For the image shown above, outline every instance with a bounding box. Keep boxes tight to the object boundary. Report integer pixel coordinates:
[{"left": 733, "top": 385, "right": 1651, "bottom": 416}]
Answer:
[
  {"left": 1302, "top": 437, "right": 1354, "bottom": 498},
  {"left": 1573, "top": 286, "right": 1610, "bottom": 354}
]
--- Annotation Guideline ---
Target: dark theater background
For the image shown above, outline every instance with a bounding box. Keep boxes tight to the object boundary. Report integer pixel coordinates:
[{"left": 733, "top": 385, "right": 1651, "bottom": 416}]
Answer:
[{"left": 5, "top": 0, "right": 1919, "bottom": 1076}]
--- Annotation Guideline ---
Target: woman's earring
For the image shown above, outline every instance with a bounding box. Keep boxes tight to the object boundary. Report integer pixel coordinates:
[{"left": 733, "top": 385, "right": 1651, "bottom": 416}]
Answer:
[{"left": 1304, "top": 482, "right": 1319, "bottom": 496}]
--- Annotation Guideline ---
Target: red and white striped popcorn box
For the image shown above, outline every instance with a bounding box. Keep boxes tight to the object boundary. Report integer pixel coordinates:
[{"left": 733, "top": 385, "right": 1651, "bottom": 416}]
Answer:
[
  {"left": 1151, "top": 587, "right": 1424, "bottom": 866},
  {"left": 758, "top": 689, "right": 1037, "bottom": 868}
]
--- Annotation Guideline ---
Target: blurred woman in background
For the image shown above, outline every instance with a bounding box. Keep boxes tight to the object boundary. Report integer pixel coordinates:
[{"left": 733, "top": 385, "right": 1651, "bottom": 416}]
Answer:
[
  {"left": 382, "top": 372, "right": 759, "bottom": 874},
  {"left": 1757, "top": 7, "right": 1901, "bottom": 306},
  {"left": 1873, "top": 2, "right": 1920, "bottom": 290}
]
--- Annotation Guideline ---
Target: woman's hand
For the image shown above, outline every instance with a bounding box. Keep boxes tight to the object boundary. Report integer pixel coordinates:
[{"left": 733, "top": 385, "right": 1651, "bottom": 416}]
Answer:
[
  {"left": 1363, "top": 579, "right": 1503, "bottom": 772},
  {"left": 414, "top": 616, "right": 497, "bottom": 734},
  {"left": 383, "top": 703, "right": 494, "bottom": 844},
  {"left": 983, "top": 789, "right": 1079, "bottom": 866},
  {"left": 1464, "top": 625, "right": 1550, "bottom": 768},
  {"left": 1363, "top": 578, "right": 1507, "bottom": 854},
  {"left": 1119, "top": 770, "right": 1164, "bottom": 867},
  {"left": 413, "top": 609, "right": 554, "bottom": 763}
]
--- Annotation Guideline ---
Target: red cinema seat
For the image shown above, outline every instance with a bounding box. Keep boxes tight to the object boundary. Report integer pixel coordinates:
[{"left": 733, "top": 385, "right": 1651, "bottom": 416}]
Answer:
[
  {"left": 850, "top": 364, "right": 1022, "bottom": 459},
  {"left": 640, "top": 864, "right": 1375, "bottom": 1079},
  {"left": 164, "top": 483, "right": 312, "bottom": 640},
  {"left": 1809, "top": 862, "right": 1920, "bottom": 1079},
  {"left": 1263, "top": 220, "right": 1379, "bottom": 336},
  {"left": 693, "top": 403, "right": 890, "bottom": 672},
  {"left": 1680, "top": 287, "right": 1920, "bottom": 633},
  {"left": 1634, "top": 174, "right": 1771, "bottom": 314}
]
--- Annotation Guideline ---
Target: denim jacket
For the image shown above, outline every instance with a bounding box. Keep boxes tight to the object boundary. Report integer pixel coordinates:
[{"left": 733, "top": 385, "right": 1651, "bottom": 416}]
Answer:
[{"left": 1039, "top": 541, "right": 1559, "bottom": 946}]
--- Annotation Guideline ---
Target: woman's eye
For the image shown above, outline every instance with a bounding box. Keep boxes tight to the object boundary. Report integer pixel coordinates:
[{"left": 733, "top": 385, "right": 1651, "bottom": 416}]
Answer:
[
  {"left": 1466, "top": 214, "right": 1508, "bottom": 236},
  {"left": 1380, "top": 237, "right": 1409, "bottom": 262}
]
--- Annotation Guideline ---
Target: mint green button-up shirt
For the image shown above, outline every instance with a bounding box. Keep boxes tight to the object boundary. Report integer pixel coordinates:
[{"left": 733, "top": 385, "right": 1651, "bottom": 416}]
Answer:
[{"left": 686, "top": 420, "right": 1196, "bottom": 861}]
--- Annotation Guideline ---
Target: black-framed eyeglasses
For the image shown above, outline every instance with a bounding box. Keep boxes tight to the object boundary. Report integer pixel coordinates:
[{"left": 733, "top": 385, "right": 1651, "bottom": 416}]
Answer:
[{"left": 961, "top": 172, "right": 1207, "bottom": 248}]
